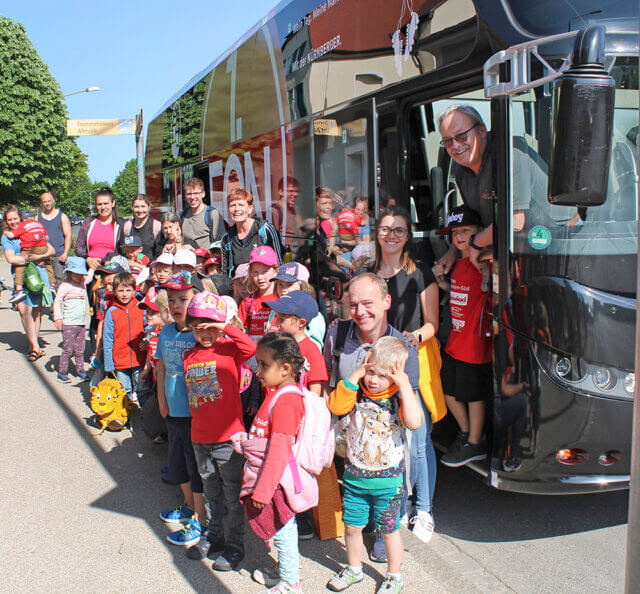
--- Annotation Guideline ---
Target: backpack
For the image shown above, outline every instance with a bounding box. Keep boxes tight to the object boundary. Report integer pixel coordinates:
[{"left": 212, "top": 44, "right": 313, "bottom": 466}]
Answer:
[
  {"left": 180, "top": 205, "right": 221, "bottom": 242},
  {"left": 222, "top": 220, "right": 271, "bottom": 277},
  {"left": 269, "top": 384, "right": 335, "bottom": 476},
  {"left": 329, "top": 320, "right": 351, "bottom": 388},
  {"left": 123, "top": 218, "right": 161, "bottom": 238}
]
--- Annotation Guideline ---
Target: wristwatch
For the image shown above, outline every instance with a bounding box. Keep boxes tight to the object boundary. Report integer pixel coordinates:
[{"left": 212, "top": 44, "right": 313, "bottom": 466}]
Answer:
[{"left": 469, "top": 234, "right": 482, "bottom": 250}]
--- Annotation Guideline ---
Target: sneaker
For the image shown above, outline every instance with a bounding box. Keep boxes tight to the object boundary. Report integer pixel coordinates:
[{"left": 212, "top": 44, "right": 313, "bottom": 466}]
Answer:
[
  {"left": 253, "top": 567, "right": 281, "bottom": 587},
  {"left": 57, "top": 372, "right": 71, "bottom": 384},
  {"left": 77, "top": 371, "right": 88, "bottom": 381},
  {"left": 441, "top": 441, "right": 487, "bottom": 468},
  {"left": 296, "top": 511, "right": 314, "bottom": 540},
  {"left": 327, "top": 566, "right": 364, "bottom": 591},
  {"left": 259, "top": 580, "right": 303, "bottom": 593},
  {"left": 128, "top": 392, "right": 140, "bottom": 407},
  {"left": 503, "top": 456, "right": 523, "bottom": 472},
  {"left": 159, "top": 504, "right": 193, "bottom": 523},
  {"left": 410, "top": 511, "right": 435, "bottom": 543},
  {"left": 153, "top": 434, "right": 168, "bottom": 444},
  {"left": 370, "top": 531, "right": 387, "bottom": 563},
  {"left": 187, "top": 529, "right": 225, "bottom": 560},
  {"left": 376, "top": 575, "right": 404, "bottom": 593},
  {"left": 167, "top": 517, "right": 202, "bottom": 546},
  {"left": 399, "top": 502, "right": 415, "bottom": 528},
  {"left": 448, "top": 430, "right": 468, "bottom": 453},
  {"left": 212, "top": 546, "right": 244, "bottom": 571},
  {"left": 9, "top": 290, "right": 26, "bottom": 304}
]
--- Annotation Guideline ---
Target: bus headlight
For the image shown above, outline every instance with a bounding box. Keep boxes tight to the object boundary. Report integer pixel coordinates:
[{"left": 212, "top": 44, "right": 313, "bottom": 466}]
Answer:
[
  {"left": 593, "top": 368, "right": 615, "bottom": 391},
  {"left": 623, "top": 373, "right": 635, "bottom": 396}
]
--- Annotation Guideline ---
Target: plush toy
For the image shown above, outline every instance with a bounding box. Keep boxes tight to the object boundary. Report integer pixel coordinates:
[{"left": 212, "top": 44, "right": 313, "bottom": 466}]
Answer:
[{"left": 90, "top": 377, "right": 131, "bottom": 435}]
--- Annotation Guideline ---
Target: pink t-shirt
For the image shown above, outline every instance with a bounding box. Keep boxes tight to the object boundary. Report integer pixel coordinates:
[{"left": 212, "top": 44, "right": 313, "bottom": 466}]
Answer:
[{"left": 87, "top": 220, "right": 117, "bottom": 259}]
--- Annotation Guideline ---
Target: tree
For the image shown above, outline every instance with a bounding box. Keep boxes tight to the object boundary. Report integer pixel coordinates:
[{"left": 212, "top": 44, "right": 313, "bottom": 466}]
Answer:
[
  {"left": 112, "top": 158, "right": 138, "bottom": 217},
  {"left": 0, "top": 17, "right": 90, "bottom": 206}
]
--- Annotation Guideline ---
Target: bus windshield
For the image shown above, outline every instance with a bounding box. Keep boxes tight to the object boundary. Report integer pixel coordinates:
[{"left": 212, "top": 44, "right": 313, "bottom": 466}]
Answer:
[{"left": 509, "top": 57, "right": 639, "bottom": 296}]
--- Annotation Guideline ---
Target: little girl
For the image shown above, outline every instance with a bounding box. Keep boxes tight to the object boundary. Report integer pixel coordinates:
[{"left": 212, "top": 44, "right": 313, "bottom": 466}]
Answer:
[
  {"left": 238, "top": 246, "right": 279, "bottom": 341},
  {"left": 234, "top": 332, "right": 307, "bottom": 593},
  {"left": 53, "top": 257, "right": 89, "bottom": 383}
]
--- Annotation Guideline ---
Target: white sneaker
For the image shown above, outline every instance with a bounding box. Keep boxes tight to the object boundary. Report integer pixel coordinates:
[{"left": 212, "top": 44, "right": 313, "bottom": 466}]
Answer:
[
  {"left": 399, "top": 513, "right": 409, "bottom": 528},
  {"left": 410, "top": 511, "right": 435, "bottom": 543}
]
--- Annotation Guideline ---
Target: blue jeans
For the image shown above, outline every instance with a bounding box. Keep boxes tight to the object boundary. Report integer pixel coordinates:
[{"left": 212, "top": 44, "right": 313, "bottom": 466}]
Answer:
[
  {"left": 402, "top": 409, "right": 436, "bottom": 514},
  {"left": 273, "top": 516, "right": 299, "bottom": 585},
  {"left": 116, "top": 367, "right": 142, "bottom": 399}
]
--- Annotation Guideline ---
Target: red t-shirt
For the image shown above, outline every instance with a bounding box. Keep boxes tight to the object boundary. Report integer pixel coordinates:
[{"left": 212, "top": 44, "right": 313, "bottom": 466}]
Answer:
[
  {"left": 238, "top": 293, "right": 278, "bottom": 340},
  {"left": 445, "top": 257, "right": 493, "bottom": 364},
  {"left": 182, "top": 324, "right": 257, "bottom": 443},
  {"left": 336, "top": 209, "right": 362, "bottom": 236},
  {"left": 249, "top": 385, "right": 304, "bottom": 439},
  {"left": 146, "top": 329, "right": 161, "bottom": 374},
  {"left": 298, "top": 336, "right": 328, "bottom": 386},
  {"left": 12, "top": 220, "right": 48, "bottom": 248}
]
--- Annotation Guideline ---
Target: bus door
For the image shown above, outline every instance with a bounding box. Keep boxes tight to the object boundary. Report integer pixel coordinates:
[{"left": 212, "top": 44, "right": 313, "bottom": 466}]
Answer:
[{"left": 312, "top": 100, "right": 375, "bottom": 322}]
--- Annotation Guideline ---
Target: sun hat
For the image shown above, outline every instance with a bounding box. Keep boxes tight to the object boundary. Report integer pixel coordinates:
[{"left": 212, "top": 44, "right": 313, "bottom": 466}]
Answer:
[
  {"left": 249, "top": 245, "right": 278, "bottom": 268},
  {"left": 63, "top": 256, "right": 89, "bottom": 276},
  {"left": 187, "top": 291, "right": 227, "bottom": 322}
]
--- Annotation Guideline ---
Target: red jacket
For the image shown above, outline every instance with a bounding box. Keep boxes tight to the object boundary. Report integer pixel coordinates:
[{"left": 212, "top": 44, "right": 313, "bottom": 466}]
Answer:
[{"left": 103, "top": 299, "right": 147, "bottom": 371}]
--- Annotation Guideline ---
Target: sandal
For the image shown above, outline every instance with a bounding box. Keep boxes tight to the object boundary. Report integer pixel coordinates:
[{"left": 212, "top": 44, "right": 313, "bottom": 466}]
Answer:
[{"left": 27, "top": 350, "right": 44, "bottom": 362}]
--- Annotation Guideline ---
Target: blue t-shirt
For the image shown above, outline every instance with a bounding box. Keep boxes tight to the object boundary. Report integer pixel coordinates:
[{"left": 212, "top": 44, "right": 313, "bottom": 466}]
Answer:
[
  {"left": 1, "top": 234, "right": 42, "bottom": 308},
  {"left": 155, "top": 322, "right": 197, "bottom": 418}
]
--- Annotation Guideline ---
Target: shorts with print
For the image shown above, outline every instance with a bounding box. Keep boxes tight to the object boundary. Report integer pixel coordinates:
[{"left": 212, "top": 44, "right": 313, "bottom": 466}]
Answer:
[{"left": 342, "top": 481, "right": 405, "bottom": 534}]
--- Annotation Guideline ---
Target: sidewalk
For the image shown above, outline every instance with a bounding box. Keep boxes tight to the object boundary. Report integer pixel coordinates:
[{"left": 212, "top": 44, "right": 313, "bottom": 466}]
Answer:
[{"left": 0, "top": 257, "right": 455, "bottom": 593}]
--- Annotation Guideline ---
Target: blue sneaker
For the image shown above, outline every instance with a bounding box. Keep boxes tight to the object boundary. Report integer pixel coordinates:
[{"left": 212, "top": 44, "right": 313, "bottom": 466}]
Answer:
[
  {"left": 57, "top": 372, "right": 71, "bottom": 384},
  {"left": 167, "top": 517, "right": 202, "bottom": 546},
  {"left": 77, "top": 371, "right": 88, "bottom": 381},
  {"left": 159, "top": 504, "right": 193, "bottom": 524},
  {"left": 370, "top": 531, "right": 387, "bottom": 563}
]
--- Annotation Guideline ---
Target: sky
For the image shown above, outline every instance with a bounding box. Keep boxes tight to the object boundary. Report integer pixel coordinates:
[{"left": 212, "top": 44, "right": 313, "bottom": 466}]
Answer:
[{"left": 2, "top": 0, "right": 282, "bottom": 184}]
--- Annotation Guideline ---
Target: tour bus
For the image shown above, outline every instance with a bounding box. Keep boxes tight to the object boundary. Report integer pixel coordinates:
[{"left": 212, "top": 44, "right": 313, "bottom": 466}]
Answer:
[{"left": 144, "top": 0, "right": 639, "bottom": 494}]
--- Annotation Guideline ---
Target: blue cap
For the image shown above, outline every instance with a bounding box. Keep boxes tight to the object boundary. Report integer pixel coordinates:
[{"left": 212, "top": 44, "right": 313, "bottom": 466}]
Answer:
[
  {"left": 21, "top": 209, "right": 34, "bottom": 219},
  {"left": 266, "top": 290, "right": 318, "bottom": 324},
  {"left": 122, "top": 235, "right": 143, "bottom": 247},
  {"left": 63, "top": 256, "right": 88, "bottom": 276}
]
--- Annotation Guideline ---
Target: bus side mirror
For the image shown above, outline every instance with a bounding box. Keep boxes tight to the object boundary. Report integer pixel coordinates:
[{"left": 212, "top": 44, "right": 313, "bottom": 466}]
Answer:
[{"left": 548, "top": 26, "right": 615, "bottom": 207}]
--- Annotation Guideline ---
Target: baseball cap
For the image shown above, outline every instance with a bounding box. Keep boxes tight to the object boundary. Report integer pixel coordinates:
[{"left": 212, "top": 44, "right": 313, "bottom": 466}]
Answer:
[
  {"left": 234, "top": 263, "right": 250, "bottom": 280},
  {"left": 266, "top": 290, "right": 318, "bottom": 324},
  {"left": 273, "top": 262, "right": 310, "bottom": 284},
  {"left": 203, "top": 255, "right": 221, "bottom": 272},
  {"left": 150, "top": 253, "right": 174, "bottom": 267},
  {"left": 436, "top": 205, "right": 482, "bottom": 235},
  {"left": 187, "top": 291, "right": 227, "bottom": 322},
  {"left": 194, "top": 248, "right": 210, "bottom": 258},
  {"left": 63, "top": 256, "right": 88, "bottom": 276},
  {"left": 122, "top": 235, "right": 143, "bottom": 247},
  {"left": 209, "top": 240, "right": 222, "bottom": 251},
  {"left": 249, "top": 245, "right": 278, "bottom": 268},
  {"left": 21, "top": 209, "right": 34, "bottom": 219},
  {"left": 97, "top": 261, "right": 128, "bottom": 275},
  {"left": 138, "top": 292, "right": 159, "bottom": 312},
  {"left": 174, "top": 248, "right": 197, "bottom": 268},
  {"left": 220, "top": 295, "right": 238, "bottom": 323},
  {"left": 160, "top": 271, "right": 194, "bottom": 290}
]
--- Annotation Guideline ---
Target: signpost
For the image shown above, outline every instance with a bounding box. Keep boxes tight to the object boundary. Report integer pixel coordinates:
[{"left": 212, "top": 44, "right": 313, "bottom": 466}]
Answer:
[{"left": 66, "top": 110, "right": 145, "bottom": 193}]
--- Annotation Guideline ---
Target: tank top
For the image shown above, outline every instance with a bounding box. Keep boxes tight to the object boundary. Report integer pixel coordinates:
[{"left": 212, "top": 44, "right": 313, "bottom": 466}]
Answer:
[
  {"left": 37, "top": 210, "right": 65, "bottom": 255},
  {"left": 129, "top": 217, "right": 156, "bottom": 259}
]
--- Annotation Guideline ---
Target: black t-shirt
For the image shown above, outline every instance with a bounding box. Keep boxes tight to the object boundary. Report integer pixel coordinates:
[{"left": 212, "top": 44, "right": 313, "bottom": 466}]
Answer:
[
  {"left": 383, "top": 262, "right": 436, "bottom": 333},
  {"left": 130, "top": 217, "right": 157, "bottom": 259}
]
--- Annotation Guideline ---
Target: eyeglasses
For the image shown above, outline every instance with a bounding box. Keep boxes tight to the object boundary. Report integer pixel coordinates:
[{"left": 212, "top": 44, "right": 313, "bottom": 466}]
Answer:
[
  {"left": 378, "top": 226, "right": 408, "bottom": 238},
  {"left": 440, "top": 124, "right": 479, "bottom": 148},
  {"left": 185, "top": 192, "right": 203, "bottom": 198}
]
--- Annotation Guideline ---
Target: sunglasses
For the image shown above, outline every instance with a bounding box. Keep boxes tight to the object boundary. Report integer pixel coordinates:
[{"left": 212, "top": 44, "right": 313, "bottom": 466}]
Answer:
[{"left": 440, "top": 124, "right": 479, "bottom": 148}]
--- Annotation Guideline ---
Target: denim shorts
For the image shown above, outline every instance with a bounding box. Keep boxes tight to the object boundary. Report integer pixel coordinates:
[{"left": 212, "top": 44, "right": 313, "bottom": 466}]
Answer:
[
  {"left": 165, "top": 416, "right": 203, "bottom": 494},
  {"left": 342, "top": 482, "right": 405, "bottom": 534}
]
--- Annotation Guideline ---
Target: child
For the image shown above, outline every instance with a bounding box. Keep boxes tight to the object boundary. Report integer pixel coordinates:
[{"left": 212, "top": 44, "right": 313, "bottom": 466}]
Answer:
[
  {"left": 336, "top": 204, "right": 363, "bottom": 248},
  {"left": 5, "top": 210, "right": 55, "bottom": 302},
  {"left": 238, "top": 246, "right": 278, "bottom": 341},
  {"left": 327, "top": 337, "right": 423, "bottom": 594},
  {"left": 193, "top": 248, "right": 210, "bottom": 273},
  {"left": 174, "top": 248, "right": 197, "bottom": 275},
  {"left": 121, "top": 235, "right": 149, "bottom": 277},
  {"left": 242, "top": 332, "right": 308, "bottom": 593},
  {"left": 265, "top": 263, "right": 326, "bottom": 349},
  {"left": 103, "top": 272, "right": 147, "bottom": 406},
  {"left": 233, "top": 263, "right": 251, "bottom": 303},
  {"left": 182, "top": 291, "right": 257, "bottom": 569},
  {"left": 434, "top": 205, "right": 493, "bottom": 467},
  {"left": 137, "top": 291, "right": 168, "bottom": 407},
  {"left": 155, "top": 272, "right": 206, "bottom": 547},
  {"left": 203, "top": 253, "right": 222, "bottom": 276},
  {"left": 53, "top": 257, "right": 89, "bottom": 383}
]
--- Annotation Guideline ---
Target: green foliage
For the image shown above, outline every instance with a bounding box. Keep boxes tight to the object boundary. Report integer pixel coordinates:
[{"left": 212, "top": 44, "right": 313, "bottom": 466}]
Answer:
[
  {"left": 112, "top": 158, "right": 138, "bottom": 217},
  {"left": 0, "top": 16, "right": 90, "bottom": 206}
]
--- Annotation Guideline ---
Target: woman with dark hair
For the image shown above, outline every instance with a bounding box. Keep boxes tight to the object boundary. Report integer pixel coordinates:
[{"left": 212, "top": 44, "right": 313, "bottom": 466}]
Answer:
[
  {"left": 374, "top": 205, "right": 439, "bottom": 544},
  {"left": 121, "top": 194, "right": 161, "bottom": 259},
  {"left": 153, "top": 212, "right": 198, "bottom": 257},
  {"left": 1, "top": 204, "right": 56, "bottom": 361},
  {"left": 75, "top": 187, "right": 124, "bottom": 270}
]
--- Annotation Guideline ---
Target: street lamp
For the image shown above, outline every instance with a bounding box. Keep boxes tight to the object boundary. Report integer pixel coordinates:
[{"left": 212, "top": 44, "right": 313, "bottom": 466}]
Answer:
[{"left": 64, "top": 86, "right": 100, "bottom": 97}]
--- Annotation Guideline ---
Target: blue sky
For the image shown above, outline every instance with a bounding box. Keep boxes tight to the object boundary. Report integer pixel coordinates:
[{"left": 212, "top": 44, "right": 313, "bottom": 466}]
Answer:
[{"left": 3, "top": 0, "right": 281, "bottom": 183}]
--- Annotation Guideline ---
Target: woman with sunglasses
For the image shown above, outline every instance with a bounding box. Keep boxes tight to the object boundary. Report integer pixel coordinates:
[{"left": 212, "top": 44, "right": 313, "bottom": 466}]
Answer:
[
  {"left": 373, "top": 205, "right": 439, "bottom": 545},
  {"left": 75, "top": 187, "right": 124, "bottom": 270}
]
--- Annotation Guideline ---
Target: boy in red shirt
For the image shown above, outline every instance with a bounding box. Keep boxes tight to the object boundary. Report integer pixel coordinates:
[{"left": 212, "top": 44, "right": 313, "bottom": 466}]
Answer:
[
  {"left": 435, "top": 205, "right": 493, "bottom": 467},
  {"left": 238, "top": 246, "right": 278, "bottom": 341},
  {"left": 121, "top": 235, "right": 150, "bottom": 277},
  {"left": 183, "top": 291, "right": 257, "bottom": 570},
  {"left": 5, "top": 210, "right": 55, "bottom": 299},
  {"left": 336, "top": 206, "right": 363, "bottom": 247}
]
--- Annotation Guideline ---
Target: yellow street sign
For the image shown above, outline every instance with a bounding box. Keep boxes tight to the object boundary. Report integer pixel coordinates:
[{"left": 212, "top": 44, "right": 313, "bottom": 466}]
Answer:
[{"left": 66, "top": 118, "right": 136, "bottom": 136}]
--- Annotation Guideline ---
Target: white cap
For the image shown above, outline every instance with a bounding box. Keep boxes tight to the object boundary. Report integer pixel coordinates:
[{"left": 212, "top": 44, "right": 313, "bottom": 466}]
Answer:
[
  {"left": 221, "top": 295, "right": 238, "bottom": 323},
  {"left": 136, "top": 267, "right": 150, "bottom": 285},
  {"left": 151, "top": 253, "right": 174, "bottom": 267},
  {"left": 174, "top": 248, "right": 197, "bottom": 268}
]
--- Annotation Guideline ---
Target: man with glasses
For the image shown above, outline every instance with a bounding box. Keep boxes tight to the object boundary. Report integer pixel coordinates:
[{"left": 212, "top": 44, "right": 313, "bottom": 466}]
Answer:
[{"left": 180, "top": 177, "right": 226, "bottom": 249}]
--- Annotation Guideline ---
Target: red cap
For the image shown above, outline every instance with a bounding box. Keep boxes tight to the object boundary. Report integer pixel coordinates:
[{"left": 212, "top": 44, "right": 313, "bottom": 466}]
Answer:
[
  {"left": 138, "top": 292, "right": 159, "bottom": 312},
  {"left": 194, "top": 248, "right": 210, "bottom": 258}
]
